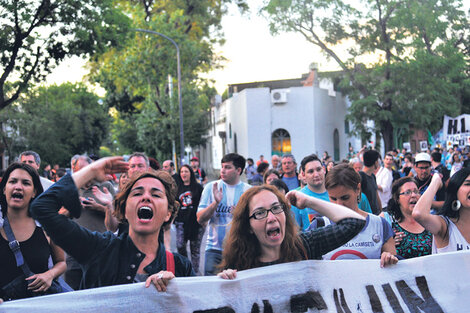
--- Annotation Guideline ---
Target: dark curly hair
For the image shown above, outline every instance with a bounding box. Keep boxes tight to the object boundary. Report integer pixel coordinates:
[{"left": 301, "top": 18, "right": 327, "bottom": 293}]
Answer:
[
  {"left": 219, "top": 185, "right": 306, "bottom": 271},
  {"left": 386, "top": 177, "right": 418, "bottom": 222},
  {"left": 113, "top": 169, "right": 179, "bottom": 228},
  {"left": 439, "top": 167, "right": 470, "bottom": 219}
]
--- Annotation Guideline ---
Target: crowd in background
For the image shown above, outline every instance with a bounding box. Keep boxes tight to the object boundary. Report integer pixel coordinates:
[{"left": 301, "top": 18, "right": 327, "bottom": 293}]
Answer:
[{"left": 0, "top": 144, "right": 469, "bottom": 303}]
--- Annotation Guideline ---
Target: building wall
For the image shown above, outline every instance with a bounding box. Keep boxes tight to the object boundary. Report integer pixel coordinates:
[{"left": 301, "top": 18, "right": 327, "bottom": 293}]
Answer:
[{"left": 206, "top": 84, "right": 360, "bottom": 171}]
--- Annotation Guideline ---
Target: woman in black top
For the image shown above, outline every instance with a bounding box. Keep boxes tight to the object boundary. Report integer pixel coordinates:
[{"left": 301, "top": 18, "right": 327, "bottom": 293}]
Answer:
[
  {"left": 174, "top": 165, "right": 204, "bottom": 274},
  {"left": 217, "top": 185, "right": 366, "bottom": 279},
  {"left": 0, "top": 163, "right": 66, "bottom": 301},
  {"left": 31, "top": 157, "right": 194, "bottom": 293}
]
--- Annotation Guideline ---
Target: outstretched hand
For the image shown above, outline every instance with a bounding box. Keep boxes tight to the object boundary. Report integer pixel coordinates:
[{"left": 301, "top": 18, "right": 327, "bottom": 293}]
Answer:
[
  {"left": 90, "top": 157, "right": 129, "bottom": 182},
  {"left": 93, "top": 186, "right": 113, "bottom": 207}
]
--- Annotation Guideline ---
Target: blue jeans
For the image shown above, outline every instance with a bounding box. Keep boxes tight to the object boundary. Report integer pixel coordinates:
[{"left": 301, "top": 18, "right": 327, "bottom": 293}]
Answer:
[{"left": 204, "top": 249, "right": 222, "bottom": 276}]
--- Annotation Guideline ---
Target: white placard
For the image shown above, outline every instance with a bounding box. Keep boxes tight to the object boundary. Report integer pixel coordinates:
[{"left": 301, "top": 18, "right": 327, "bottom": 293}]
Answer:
[{"left": 1, "top": 251, "right": 469, "bottom": 313}]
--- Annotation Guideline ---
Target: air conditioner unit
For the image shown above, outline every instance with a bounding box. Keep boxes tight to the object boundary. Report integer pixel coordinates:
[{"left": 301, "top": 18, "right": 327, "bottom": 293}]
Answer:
[{"left": 271, "top": 89, "right": 288, "bottom": 104}]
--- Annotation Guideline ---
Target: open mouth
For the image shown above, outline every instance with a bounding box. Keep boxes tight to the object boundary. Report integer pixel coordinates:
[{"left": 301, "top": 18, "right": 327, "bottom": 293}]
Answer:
[
  {"left": 137, "top": 206, "right": 153, "bottom": 221},
  {"left": 11, "top": 192, "right": 24, "bottom": 199},
  {"left": 267, "top": 227, "right": 280, "bottom": 238}
]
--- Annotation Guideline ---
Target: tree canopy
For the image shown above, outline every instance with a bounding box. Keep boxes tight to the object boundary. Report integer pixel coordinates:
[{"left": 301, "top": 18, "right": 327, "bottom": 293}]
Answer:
[
  {"left": 0, "top": 0, "right": 130, "bottom": 111},
  {"left": 89, "top": 0, "right": 243, "bottom": 159},
  {"left": 263, "top": 0, "right": 470, "bottom": 151},
  {"left": 1, "top": 83, "right": 110, "bottom": 167}
]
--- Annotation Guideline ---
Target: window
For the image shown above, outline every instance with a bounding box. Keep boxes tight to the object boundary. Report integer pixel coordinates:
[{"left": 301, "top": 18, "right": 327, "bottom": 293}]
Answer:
[
  {"left": 334, "top": 129, "right": 340, "bottom": 161},
  {"left": 272, "top": 129, "right": 291, "bottom": 155}
]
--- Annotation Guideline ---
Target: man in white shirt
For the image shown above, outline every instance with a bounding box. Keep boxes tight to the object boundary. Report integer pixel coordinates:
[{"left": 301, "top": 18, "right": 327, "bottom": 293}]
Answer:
[
  {"left": 197, "top": 153, "right": 251, "bottom": 275},
  {"left": 376, "top": 153, "right": 394, "bottom": 210}
]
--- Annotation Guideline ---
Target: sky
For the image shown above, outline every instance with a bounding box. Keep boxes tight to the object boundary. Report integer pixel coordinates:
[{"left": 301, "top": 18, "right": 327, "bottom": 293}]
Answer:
[{"left": 45, "top": 1, "right": 336, "bottom": 94}]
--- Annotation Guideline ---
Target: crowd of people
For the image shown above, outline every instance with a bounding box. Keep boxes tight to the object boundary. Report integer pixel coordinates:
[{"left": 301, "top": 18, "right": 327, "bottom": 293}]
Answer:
[{"left": 0, "top": 145, "right": 469, "bottom": 303}]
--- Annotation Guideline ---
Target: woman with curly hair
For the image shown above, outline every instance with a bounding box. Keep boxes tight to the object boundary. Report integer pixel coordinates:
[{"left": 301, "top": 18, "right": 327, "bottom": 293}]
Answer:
[
  {"left": 381, "top": 177, "right": 432, "bottom": 259},
  {"left": 414, "top": 168, "right": 470, "bottom": 253},
  {"left": 217, "top": 185, "right": 366, "bottom": 279},
  {"left": 31, "top": 157, "right": 194, "bottom": 292}
]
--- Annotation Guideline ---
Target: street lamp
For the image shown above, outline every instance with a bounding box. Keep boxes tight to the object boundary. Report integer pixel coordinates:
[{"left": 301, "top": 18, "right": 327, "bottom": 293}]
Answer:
[{"left": 135, "top": 28, "right": 185, "bottom": 165}]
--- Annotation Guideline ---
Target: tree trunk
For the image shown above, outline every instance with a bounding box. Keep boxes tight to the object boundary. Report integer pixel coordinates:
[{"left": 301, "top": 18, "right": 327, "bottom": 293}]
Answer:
[{"left": 381, "top": 120, "right": 394, "bottom": 152}]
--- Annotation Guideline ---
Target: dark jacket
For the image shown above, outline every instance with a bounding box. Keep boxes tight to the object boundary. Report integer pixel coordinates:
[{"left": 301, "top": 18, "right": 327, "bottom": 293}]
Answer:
[{"left": 31, "top": 174, "right": 194, "bottom": 290}]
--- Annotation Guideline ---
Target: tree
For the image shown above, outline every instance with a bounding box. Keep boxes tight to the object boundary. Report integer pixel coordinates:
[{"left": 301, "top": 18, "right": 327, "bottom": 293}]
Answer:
[
  {"left": 2, "top": 83, "right": 110, "bottom": 166},
  {"left": 0, "top": 0, "right": 130, "bottom": 111},
  {"left": 90, "top": 0, "right": 244, "bottom": 159},
  {"left": 263, "top": 0, "right": 469, "bottom": 151}
]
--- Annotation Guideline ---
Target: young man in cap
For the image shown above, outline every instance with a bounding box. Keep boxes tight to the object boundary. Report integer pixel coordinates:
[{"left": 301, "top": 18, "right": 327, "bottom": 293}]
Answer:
[
  {"left": 190, "top": 156, "right": 207, "bottom": 185},
  {"left": 414, "top": 152, "right": 445, "bottom": 210}
]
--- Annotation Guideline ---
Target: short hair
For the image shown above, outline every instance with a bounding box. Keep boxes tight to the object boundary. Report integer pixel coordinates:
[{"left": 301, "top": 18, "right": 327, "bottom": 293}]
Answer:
[
  {"left": 300, "top": 154, "right": 321, "bottom": 172},
  {"left": 325, "top": 163, "right": 360, "bottom": 191},
  {"left": 263, "top": 169, "right": 281, "bottom": 183},
  {"left": 56, "top": 168, "right": 67, "bottom": 179},
  {"left": 148, "top": 157, "right": 160, "bottom": 170},
  {"left": 221, "top": 153, "right": 246, "bottom": 171},
  {"left": 19, "top": 151, "right": 41, "bottom": 166},
  {"left": 363, "top": 150, "right": 380, "bottom": 167},
  {"left": 269, "top": 179, "right": 289, "bottom": 194},
  {"left": 256, "top": 162, "right": 269, "bottom": 174},
  {"left": 128, "top": 152, "right": 149, "bottom": 167},
  {"left": 1, "top": 162, "right": 44, "bottom": 217},
  {"left": 386, "top": 177, "right": 418, "bottom": 222},
  {"left": 247, "top": 158, "right": 254, "bottom": 163},
  {"left": 71, "top": 154, "right": 92, "bottom": 166},
  {"left": 114, "top": 170, "right": 179, "bottom": 228},
  {"left": 384, "top": 153, "right": 394, "bottom": 159},
  {"left": 281, "top": 154, "right": 296, "bottom": 164},
  {"left": 431, "top": 152, "right": 442, "bottom": 163},
  {"left": 440, "top": 167, "right": 470, "bottom": 219}
]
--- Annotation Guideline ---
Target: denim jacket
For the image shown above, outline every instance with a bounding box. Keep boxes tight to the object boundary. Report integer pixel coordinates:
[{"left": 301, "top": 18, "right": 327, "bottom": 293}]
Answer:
[{"left": 31, "top": 174, "right": 194, "bottom": 289}]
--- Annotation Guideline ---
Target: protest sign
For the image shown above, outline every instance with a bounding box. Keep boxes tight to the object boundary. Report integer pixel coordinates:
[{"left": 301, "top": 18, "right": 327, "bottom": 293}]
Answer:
[{"left": 1, "top": 251, "right": 469, "bottom": 313}]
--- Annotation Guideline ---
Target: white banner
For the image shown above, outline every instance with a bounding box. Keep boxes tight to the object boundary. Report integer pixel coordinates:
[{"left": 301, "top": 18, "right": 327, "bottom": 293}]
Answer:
[
  {"left": 443, "top": 114, "right": 470, "bottom": 146},
  {"left": 1, "top": 251, "right": 469, "bottom": 313}
]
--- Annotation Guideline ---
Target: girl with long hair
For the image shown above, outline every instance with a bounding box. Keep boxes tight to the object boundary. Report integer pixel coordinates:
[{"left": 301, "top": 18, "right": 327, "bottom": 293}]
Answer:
[
  {"left": 413, "top": 168, "right": 470, "bottom": 253},
  {"left": 217, "top": 185, "right": 365, "bottom": 279},
  {"left": 174, "top": 164, "right": 204, "bottom": 274},
  {"left": 0, "top": 163, "right": 66, "bottom": 301}
]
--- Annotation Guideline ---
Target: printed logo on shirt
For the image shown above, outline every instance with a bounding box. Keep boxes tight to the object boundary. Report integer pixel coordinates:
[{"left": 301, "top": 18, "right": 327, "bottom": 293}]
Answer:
[
  {"left": 179, "top": 191, "right": 193, "bottom": 208},
  {"left": 372, "top": 233, "right": 381, "bottom": 243}
]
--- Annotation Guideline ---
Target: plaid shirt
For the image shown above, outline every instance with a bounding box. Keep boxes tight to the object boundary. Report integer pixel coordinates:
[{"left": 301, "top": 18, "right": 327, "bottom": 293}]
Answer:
[{"left": 300, "top": 218, "right": 366, "bottom": 259}]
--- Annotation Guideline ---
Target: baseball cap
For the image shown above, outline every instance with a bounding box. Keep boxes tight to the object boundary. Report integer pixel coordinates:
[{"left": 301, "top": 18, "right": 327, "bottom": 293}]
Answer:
[
  {"left": 190, "top": 157, "right": 199, "bottom": 161},
  {"left": 415, "top": 153, "right": 431, "bottom": 164}
]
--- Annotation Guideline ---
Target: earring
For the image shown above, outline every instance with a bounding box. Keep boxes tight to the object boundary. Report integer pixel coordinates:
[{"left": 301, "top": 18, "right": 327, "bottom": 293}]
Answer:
[
  {"left": 452, "top": 200, "right": 461, "bottom": 211},
  {"left": 357, "top": 193, "right": 361, "bottom": 204}
]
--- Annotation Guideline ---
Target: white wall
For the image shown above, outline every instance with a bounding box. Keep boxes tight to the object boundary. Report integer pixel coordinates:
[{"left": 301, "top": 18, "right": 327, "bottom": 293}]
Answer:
[{"left": 209, "top": 84, "right": 360, "bottom": 171}]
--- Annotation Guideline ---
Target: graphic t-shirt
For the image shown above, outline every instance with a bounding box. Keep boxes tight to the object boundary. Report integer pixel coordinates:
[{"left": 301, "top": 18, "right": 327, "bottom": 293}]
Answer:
[{"left": 198, "top": 180, "right": 251, "bottom": 251}]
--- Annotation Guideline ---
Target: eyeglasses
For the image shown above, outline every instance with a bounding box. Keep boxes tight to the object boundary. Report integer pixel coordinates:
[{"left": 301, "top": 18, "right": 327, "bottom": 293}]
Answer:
[
  {"left": 416, "top": 166, "right": 430, "bottom": 170},
  {"left": 249, "top": 204, "right": 284, "bottom": 220},
  {"left": 399, "top": 189, "right": 420, "bottom": 196}
]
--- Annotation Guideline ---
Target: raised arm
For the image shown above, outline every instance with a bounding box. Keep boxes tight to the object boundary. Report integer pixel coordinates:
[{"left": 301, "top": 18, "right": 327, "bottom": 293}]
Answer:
[
  {"left": 286, "top": 190, "right": 365, "bottom": 223},
  {"left": 31, "top": 157, "right": 128, "bottom": 264},
  {"left": 197, "top": 182, "right": 222, "bottom": 226},
  {"left": 412, "top": 173, "right": 447, "bottom": 237}
]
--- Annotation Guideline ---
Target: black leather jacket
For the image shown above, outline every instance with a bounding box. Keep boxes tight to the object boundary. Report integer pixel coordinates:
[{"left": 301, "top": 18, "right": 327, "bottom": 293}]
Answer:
[{"left": 31, "top": 174, "right": 194, "bottom": 290}]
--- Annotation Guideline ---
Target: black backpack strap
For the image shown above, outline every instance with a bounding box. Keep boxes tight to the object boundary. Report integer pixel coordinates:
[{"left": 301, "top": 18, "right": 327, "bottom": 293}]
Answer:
[{"left": 3, "top": 216, "right": 35, "bottom": 277}]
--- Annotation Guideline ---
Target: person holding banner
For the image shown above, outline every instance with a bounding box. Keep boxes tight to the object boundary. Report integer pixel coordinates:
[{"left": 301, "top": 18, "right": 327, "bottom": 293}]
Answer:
[
  {"left": 30, "top": 157, "right": 195, "bottom": 292},
  {"left": 217, "top": 185, "right": 366, "bottom": 278},
  {"left": 0, "top": 163, "right": 67, "bottom": 301},
  {"left": 308, "top": 164, "right": 398, "bottom": 266},
  {"left": 413, "top": 169, "right": 470, "bottom": 253}
]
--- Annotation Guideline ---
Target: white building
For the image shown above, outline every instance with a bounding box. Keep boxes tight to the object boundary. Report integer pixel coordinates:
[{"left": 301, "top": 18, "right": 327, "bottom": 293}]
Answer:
[{"left": 198, "top": 66, "right": 363, "bottom": 172}]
